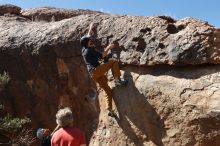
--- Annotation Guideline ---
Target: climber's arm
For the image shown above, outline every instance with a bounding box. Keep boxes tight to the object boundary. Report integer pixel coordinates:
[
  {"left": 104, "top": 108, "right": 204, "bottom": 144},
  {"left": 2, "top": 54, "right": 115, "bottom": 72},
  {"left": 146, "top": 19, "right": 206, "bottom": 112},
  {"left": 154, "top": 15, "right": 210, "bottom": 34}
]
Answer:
[
  {"left": 87, "top": 23, "right": 93, "bottom": 36},
  {"left": 102, "top": 43, "right": 116, "bottom": 58},
  {"left": 87, "top": 22, "right": 98, "bottom": 37}
]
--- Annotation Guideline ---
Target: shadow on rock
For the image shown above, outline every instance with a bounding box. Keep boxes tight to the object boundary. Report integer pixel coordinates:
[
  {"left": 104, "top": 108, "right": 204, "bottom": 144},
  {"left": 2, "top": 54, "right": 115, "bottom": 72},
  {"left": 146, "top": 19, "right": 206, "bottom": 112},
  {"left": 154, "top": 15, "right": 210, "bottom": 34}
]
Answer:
[
  {"left": 122, "top": 64, "right": 220, "bottom": 80},
  {"left": 112, "top": 71, "right": 165, "bottom": 146}
]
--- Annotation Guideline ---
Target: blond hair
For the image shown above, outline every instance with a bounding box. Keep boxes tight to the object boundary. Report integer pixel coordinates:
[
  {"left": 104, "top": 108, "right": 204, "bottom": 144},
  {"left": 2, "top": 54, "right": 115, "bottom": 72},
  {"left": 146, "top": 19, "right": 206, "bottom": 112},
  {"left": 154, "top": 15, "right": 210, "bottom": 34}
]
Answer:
[{"left": 56, "top": 107, "right": 73, "bottom": 127}]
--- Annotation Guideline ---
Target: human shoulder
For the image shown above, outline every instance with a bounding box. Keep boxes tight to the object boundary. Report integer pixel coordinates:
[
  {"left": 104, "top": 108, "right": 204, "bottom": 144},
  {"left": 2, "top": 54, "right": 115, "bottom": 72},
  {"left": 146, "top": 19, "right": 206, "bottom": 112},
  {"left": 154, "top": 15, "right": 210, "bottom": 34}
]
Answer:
[
  {"left": 52, "top": 128, "right": 64, "bottom": 137},
  {"left": 72, "top": 127, "right": 85, "bottom": 135}
]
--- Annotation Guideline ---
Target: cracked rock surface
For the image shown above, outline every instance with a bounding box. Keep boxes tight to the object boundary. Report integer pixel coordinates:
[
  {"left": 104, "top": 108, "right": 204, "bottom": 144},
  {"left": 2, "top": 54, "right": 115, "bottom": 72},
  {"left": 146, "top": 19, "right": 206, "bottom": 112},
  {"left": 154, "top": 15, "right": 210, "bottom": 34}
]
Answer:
[{"left": 0, "top": 5, "right": 220, "bottom": 146}]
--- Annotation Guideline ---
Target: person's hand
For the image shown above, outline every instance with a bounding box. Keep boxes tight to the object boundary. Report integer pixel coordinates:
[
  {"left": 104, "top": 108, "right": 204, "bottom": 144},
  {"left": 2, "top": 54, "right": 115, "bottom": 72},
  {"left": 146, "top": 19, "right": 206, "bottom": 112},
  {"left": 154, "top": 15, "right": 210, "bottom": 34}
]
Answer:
[
  {"left": 108, "top": 43, "right": 116, "bottom": 49},
  {"left": 89, "top": 22, "right": 98, "bottom": 31},
  {"left": 108, "top": 41, "right": 119, "bottom": 49},
  {"left": 88, "top": 22, "right": 98, "bottom": 36},
  {"left": 89, "top": 23, "right": 94, "bottom": 30}
]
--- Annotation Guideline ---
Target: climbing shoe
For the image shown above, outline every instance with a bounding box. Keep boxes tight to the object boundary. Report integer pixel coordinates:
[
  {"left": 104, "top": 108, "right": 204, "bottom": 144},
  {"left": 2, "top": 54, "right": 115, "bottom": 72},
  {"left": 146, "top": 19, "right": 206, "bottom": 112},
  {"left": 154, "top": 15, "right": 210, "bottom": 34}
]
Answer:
[{"left": 114, "top": 79, "right": 128, "bottom": 86}]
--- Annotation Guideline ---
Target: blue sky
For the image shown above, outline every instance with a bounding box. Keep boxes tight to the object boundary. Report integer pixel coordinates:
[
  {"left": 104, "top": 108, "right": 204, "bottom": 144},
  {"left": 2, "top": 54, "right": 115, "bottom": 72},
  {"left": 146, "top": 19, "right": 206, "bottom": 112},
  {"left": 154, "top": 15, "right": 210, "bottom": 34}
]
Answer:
[{"left": 1, "top": 0, "right": 219, "bottom": 28}]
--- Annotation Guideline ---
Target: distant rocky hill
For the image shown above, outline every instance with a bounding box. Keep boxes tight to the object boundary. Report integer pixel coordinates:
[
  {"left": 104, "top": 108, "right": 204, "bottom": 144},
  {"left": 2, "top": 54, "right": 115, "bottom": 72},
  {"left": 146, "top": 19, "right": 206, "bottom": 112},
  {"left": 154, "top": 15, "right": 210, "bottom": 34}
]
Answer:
[{"left": 0, "top": 4, "right": 220, "bottom": 146}]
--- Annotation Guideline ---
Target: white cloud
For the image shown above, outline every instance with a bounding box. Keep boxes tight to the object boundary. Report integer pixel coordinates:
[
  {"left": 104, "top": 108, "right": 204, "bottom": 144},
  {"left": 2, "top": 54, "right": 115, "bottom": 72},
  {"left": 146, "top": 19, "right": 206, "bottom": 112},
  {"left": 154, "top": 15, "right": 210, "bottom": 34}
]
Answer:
[
  {"left": 99, "top": 8, "right": 111, "bottom": 14},
  {"left": 163, "top": 12, "right": 177, "bottom": 19}
]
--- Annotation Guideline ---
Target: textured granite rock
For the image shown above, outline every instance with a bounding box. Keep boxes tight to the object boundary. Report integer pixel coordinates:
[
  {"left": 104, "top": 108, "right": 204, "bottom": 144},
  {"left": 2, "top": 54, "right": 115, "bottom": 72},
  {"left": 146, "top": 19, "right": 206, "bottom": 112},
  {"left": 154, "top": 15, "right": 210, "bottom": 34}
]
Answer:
[
  {"left": 0, "top": 5, "right": 219, "bottom": 146},
  {"left": 21, "top": 7, "right": 103, "bottom": 22},
  {"left": 0, "top": 4, "right": 21, "bottom": 15}
]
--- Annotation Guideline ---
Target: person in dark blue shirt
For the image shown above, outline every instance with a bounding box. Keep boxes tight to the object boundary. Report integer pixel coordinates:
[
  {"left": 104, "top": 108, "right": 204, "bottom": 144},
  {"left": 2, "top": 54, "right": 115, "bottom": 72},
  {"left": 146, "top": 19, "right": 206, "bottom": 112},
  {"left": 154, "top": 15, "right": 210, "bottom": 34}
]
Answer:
[
  {"left": 37, "top": 128, "right": 51, "bottom": 146},
  {"left": 81, "top": 23, "right": 127, "bottom": 117}
]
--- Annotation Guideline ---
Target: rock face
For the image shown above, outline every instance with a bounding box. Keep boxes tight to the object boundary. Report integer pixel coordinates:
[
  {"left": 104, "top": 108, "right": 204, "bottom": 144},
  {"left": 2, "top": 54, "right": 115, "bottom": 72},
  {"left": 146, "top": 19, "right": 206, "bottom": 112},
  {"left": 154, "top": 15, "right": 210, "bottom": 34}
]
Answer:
[
  {"left": 0, "top": 4, "right": 21, "bottom": 15},
  {"left": 90, "top": 66, "right": 220, "bottom": 146},
  {"left": 21, "top": 7, "right": 103, "bottom": 22},
  {"left": 0, "top": 5, "right": 220, "bottom": 146}
]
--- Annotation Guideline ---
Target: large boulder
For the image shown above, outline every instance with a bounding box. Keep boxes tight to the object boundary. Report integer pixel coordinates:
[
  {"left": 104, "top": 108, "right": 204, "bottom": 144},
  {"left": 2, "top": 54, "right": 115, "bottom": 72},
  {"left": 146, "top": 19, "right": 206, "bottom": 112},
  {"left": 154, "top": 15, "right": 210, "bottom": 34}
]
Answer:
[
  {"left": 0, "top": 13, "right": 100, "bottom": 144},
  {"left": 0, "top": 6, "right": 219, "bottom": 146},
  {"left": 21, "top": 7, "right": 103, "bottom": 22},
  {"left": 90, "top": 65, "right": 220, "bottom": 146},
  {"left": 0, "top": 4, "right": 21, "bottom": 15},
  {"left": 96, "top": 15, "right": 220, "bottom": 65}
]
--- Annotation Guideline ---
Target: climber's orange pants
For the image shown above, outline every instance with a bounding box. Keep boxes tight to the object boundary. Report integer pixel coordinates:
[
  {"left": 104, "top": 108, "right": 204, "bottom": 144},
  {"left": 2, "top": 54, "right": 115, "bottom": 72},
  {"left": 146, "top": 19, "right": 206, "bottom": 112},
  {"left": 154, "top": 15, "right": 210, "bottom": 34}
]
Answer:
[{"left": 91, "top": 60, "right": 121, "bottom": 110}]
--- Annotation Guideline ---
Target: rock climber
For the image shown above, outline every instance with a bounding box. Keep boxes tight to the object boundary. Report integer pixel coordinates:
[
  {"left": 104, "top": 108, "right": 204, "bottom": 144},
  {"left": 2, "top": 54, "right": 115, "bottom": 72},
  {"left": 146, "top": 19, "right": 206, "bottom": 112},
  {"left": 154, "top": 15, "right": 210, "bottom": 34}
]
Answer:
[{"left": 80, "top": 22, "right": 128, "bottom": 117}]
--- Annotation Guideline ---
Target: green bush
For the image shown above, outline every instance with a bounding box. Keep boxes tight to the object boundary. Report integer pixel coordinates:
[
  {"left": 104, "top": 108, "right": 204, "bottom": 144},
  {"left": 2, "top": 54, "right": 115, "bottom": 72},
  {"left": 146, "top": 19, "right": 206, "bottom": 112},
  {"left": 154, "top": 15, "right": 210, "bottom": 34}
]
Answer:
[
  {"left": 0, "top": 71, "right": 35, "bottom": 146},
  {"left": 0, "top": 109, "right": 34, "bottom": 145},
  {"left": 0, "top": 72, "right": 35, "bottom": 145},
  {"left": 0, "top": 114, "right": 31, "bottom": 129}
]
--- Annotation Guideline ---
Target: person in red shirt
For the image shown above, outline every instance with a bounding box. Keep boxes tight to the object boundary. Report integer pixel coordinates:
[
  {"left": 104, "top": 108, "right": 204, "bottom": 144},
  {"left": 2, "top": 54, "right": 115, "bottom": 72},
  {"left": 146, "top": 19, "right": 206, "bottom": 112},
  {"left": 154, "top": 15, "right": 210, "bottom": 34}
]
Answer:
[{"left": 51, "top": 107, "right": 86, "bottom": 146}]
